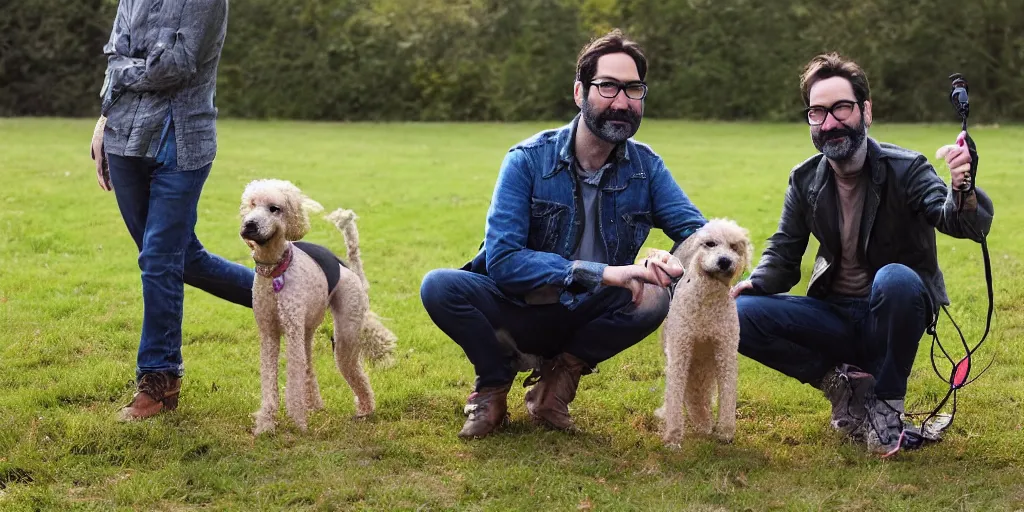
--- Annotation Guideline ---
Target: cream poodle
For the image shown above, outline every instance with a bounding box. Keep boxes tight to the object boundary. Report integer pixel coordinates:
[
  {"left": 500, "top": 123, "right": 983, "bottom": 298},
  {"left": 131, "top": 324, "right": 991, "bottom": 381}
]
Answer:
[
  {"left": 239, "top": 179, "right": 396, "bottom": 435},
  {"left": 655, "top": 218, "right": 753, "bottom": 446}
]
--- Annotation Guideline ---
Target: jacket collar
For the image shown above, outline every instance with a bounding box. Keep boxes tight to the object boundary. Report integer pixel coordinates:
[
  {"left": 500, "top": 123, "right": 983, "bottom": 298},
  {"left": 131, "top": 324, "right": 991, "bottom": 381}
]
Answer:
[
  {"left": 809, "top": 137, "right": 886, "bottom": 258},
  {"left": 864, "top": 137, "right": 888, "bottom": 185},
  {"left": 545, "top": 113, "right": 630, "bottom": 178}
]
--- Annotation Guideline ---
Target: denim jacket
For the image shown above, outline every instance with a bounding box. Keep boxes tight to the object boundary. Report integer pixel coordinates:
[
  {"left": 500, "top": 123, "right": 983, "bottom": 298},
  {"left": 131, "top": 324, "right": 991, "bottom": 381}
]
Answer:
[{"left": 463, "top": 114, "right": 707, "bottom": 309}]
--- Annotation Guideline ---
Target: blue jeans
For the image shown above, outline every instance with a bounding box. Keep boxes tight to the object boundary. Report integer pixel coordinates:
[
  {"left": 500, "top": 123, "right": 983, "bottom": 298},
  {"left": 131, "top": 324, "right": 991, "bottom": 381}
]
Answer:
[
  {"left": 420, "top": 269, "right": 670, "bottom": 390},
  {"left": 106, "top": 120, "right": 254, "bottom": 379},
  {"left": 736, "top": 264, "right": 933, "bottom": 400}
]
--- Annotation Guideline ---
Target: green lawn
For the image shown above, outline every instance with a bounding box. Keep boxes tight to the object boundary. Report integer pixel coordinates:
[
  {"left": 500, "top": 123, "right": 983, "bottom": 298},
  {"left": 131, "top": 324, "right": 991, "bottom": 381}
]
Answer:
[{"left": 0, "top": 118, "right": 1022, "bottom": 510}]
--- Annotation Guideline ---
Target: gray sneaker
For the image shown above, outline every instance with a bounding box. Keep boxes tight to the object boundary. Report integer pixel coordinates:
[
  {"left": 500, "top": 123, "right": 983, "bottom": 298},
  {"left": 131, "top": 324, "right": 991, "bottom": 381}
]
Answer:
[
  {"left": 865, "top": 398, "right": 907, "bottom": 456},
  {"left": 819, "top": 364, "right": 875, "bottom": 440}
]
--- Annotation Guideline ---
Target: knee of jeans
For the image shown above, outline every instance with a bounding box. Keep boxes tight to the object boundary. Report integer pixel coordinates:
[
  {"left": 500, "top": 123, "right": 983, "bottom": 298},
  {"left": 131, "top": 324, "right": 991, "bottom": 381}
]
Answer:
[
  {"left": 873, "top": 264, "right": 926, "bottom": 301},
  {"left": 630, "top": 286, "right": 670, "bottom": 328},
  {"left": 735, "top": 294, "right": 766, "bottom": 323},
  {"left": 137, "top": 249, "right": 185, "bottom": 275},
  {"left": 420, "top": 269, "right": 460, "bottom": 312}
]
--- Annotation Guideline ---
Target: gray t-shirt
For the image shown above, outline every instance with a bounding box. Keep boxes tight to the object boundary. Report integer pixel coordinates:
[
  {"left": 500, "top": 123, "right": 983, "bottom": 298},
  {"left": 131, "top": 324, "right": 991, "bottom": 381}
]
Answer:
[{"left": 570, "top": 160, "right": 611, "bottom": 264}]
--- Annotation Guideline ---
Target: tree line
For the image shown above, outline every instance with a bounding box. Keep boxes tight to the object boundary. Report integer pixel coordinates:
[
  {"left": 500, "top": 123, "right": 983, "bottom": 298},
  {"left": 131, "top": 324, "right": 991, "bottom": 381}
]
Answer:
[{"left": 3, "top": 0, "right": 1022, "bottom": 122}]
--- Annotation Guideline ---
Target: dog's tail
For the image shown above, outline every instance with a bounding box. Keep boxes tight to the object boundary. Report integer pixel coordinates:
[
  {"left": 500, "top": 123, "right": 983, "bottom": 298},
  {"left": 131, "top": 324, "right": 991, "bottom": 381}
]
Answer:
[
  {"left": 325, "top": 208, "right": 370, "bottom": 290},
  {"left": 358, "top": 310, "right": 397, "bottom": 367}
]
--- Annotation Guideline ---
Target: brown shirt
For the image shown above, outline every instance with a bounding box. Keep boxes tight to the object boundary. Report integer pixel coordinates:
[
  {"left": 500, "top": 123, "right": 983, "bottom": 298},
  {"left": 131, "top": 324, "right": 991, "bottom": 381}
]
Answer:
[{"left": 831, "top": 167, "right": 873, "bottom": 297}]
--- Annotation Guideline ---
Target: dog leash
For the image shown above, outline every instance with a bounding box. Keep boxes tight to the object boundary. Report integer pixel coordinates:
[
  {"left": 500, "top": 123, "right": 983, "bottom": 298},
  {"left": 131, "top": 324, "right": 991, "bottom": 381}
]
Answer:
[{"left": 877, "top": 73, "right": 996, "bottom": 454}]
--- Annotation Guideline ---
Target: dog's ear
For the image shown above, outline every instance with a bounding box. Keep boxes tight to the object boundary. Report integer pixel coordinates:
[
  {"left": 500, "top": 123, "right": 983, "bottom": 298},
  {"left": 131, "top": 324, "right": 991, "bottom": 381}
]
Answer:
[
  {"left": 301, "top": 196, "right": 324, "bottom": 215},
  {"left": 284, "top": 191, "right": 325, "bottom": 241},
  {"left": 736, "top": 225, "right": 754, "bottom": 277},
  {"left": 281, "top": 189, "right": 311, "bottom": 241},
  {"left": 239, "top": 180, "right": 261, "bottom": 217},
  {"left": 742, "top": 237, "right": 755, "bottom": 276},
  {"left": 671, "top": 230, "right": 702, "bottom": 271},
  {"left": 239, "top": 199, "right": 252, "bottom": 218}
]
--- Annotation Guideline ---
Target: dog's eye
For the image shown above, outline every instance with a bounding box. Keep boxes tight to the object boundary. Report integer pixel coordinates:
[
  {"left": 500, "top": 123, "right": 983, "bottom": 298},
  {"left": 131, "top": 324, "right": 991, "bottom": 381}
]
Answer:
[
  {"left": 704, "top": 240, "right": 717, "bottom": 248},
  {"left": 269, "top": 205, "right": 281, "bottom": 214}
]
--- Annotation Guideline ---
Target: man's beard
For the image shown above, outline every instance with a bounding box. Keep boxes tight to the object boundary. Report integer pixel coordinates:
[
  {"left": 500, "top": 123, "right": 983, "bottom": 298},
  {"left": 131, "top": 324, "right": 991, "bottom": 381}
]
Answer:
[
  {"left": 582, "top": 96, "right": 642, "bottom": 144},
  {"left": 812, "top": 119, "right": 867, "bottom": 162}
]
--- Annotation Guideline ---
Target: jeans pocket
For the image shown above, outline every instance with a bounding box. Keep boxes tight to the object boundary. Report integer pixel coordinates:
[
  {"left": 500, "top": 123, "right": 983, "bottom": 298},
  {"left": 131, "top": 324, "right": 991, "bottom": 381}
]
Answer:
[{"left": 155, "top": 118, "right": 179, "bottom": 171}]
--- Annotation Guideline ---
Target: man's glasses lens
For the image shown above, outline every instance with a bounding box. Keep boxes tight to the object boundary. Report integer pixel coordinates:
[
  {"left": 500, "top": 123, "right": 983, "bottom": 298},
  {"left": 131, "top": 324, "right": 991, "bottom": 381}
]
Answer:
[
  {"left": 593, "top": 81, "right": 647, "bottom": 100},
  {"left": 806, "top": 101, "right": 857, "bottom": 125}
]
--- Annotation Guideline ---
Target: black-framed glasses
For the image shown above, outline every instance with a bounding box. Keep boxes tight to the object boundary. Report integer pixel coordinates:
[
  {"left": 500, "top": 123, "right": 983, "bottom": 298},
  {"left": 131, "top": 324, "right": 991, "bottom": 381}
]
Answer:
[
  {"left": 590, "top": 80, "right": 648, "bottom": 100},
  {"left": 804, "top": 100, "right": 861, "bottom": 125}
]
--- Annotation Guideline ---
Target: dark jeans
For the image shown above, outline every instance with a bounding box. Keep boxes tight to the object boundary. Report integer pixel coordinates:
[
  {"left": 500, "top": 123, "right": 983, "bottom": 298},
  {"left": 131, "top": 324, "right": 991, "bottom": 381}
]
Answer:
[
  {"left": 420, "top": 269, "right": 671, "bottom": 390},
  {"left": 106, "top": 121, "right": 254, "bottom": 379},
  {"left": 736, "top": 263, "right": 933, "bottom": 400}
]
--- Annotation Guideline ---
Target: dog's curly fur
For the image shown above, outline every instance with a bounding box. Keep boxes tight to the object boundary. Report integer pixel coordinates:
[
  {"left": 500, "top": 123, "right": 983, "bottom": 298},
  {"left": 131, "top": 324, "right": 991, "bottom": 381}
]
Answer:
[
  {"left": 655, "top": 218, "right": 753, "bottom": 447},
  {"left": 239, "top": 179, "right": 396, "bottom": 435}
]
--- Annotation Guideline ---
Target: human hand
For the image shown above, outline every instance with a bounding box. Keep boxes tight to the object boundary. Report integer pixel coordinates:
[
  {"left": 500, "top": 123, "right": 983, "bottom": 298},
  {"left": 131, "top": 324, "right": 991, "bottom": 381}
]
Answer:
[
  {"left": 602, "top": 259, "right": 681, "bottom": 304},
  {"left": 643, "top": 248, "right": 684, "bottom": 285},
  {"left": 935, "top": 130, "right": 973, "bottom": 191},
  {"left": 91, "top": 116, "right": 111, "bottom": 191},
  {"left": 729, "top": 279, "right": 754, "bottom": 299}
]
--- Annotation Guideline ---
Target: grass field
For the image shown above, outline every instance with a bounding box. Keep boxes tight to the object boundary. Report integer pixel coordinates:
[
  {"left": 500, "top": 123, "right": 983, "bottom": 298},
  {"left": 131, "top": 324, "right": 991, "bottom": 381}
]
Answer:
[{"left": 0, "top": 117, "right": 1022, "bottom": 510}]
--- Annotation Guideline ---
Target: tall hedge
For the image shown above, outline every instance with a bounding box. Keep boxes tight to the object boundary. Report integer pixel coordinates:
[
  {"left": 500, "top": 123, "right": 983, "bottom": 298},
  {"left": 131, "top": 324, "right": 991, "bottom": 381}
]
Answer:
[{"left": 2, "top": 0, "right": 1022, "bottom": 122}]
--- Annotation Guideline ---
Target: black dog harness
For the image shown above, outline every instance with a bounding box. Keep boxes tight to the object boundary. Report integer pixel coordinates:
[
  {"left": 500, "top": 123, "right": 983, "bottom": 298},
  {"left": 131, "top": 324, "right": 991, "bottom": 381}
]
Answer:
[{"left": 293, "top": 241, "right": 348, "bottom": 294}]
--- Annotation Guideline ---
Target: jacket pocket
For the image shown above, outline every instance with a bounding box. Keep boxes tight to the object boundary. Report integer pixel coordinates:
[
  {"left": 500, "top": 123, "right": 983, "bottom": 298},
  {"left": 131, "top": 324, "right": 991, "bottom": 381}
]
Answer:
[
  {"left": 529, "top": 199, "right": 569, "bottom": 252},
  {"left": 623, "top": 211, "right": 653, "bottom": 256}
]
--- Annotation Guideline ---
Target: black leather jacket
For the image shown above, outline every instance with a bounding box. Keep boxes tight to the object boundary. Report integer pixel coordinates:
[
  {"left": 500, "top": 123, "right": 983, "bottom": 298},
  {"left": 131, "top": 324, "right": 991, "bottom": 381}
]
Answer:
[{"left": 747, "top": 137, "right": 994, "bottom": 310}]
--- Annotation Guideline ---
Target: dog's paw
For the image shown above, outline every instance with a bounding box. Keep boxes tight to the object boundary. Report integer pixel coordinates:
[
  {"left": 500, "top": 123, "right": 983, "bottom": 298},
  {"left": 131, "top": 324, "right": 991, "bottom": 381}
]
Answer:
[
  {"left": 713, "top": 426, "right": 736, "bottom": 443},
  {"left": 653, "top": 405, "right": 666, "bottom": 420},
  {"left": 252, "top": 415, "right": 276, "bottom": 436},
  {"left": 307, "top": 395, "right": 325, "bottom": 412},
  {"left": 354, "top": 398, "right": 375, "bottom": 419},
  {"left": 662, "top": 429, "right": 683, "bottom": 448}
]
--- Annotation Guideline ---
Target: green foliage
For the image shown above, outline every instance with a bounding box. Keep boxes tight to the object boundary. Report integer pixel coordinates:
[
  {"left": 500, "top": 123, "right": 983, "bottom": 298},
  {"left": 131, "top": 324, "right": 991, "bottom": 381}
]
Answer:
[{"left": 2, "top": 0, "right": 1024, "bottom": 121}]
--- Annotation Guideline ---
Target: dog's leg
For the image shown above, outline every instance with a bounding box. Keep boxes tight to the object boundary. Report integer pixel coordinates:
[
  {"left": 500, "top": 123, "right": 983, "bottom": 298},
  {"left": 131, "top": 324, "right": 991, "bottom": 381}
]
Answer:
[
  {"left": 253, "top": 326, "right": 281, "bottom": 435},
  {"left": 282, "top": 319, "right": 310, "bottom": 431},
  {"left": 331, "top": 273, "right": 375, "bottom": 418},
  {"left": 712, "top": 341, "right": 739, "bottom": 443},
  {"left": 685, "top": 344, "right": 715, "bottom": 436},
  {"left": 654, "top": 328, "right": 669, "bottom": 421},
  {"left": 661, "top": 321, "right": 691, "bottom": 448},
  {"left": 304, "top": 327, "right": 324, "bottom": 412}
]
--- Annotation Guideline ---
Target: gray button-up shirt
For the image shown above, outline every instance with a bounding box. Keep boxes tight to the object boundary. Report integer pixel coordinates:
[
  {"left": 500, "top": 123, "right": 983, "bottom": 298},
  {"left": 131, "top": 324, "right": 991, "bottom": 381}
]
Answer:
[{"left": 100, "top": 0, "right": 227, "bottom": 171}]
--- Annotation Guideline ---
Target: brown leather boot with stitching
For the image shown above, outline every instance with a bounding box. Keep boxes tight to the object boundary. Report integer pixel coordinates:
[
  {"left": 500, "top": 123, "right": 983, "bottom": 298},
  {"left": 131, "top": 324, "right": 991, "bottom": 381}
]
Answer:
[
  {"left": 524, "top": 352, "right": 589, "bottom": 431},
  {"left": 458, "top": 383, "right": 512, "bottom": 439},
  {"left": 118, "top": 372, "right": 181, "bottom": 421}
]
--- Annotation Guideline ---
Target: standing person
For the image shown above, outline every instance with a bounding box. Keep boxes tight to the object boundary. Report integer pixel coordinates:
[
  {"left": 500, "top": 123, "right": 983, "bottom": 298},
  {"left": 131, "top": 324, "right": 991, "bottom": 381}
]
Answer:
[{"left": 89, "top": 0, "right": 255, "bottom": 421}]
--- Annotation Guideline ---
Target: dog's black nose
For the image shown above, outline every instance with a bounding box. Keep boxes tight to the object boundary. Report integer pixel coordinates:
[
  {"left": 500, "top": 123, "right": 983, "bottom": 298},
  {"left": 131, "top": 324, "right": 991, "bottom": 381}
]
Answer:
[
  {"left": 717, "top": 257, "right": 733, "bottom": 271},
  {"left": 242, "top": 220, "right": 257, "bottom": 232}
]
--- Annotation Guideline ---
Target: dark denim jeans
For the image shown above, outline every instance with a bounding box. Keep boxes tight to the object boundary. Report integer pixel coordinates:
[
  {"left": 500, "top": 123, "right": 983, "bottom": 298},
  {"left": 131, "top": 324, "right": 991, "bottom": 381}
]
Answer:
[
  {"left": 420, "top": 268, "right": 670, "bottom": 390},
  {"left": 106, "top": 120, "right": 254, "bottom": 379},
  {"left": 736, "top": 263, "right": 933, "bottom": 400}
]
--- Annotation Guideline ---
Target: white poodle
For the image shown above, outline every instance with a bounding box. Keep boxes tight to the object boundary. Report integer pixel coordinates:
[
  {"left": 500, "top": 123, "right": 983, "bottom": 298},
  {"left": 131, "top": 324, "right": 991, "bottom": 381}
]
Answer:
[
  {"left": 656, "top": 218, "right": 754, "bottom": 446},
  {"left": 239, "top": 179, "right": 396, "bottom": 435}
]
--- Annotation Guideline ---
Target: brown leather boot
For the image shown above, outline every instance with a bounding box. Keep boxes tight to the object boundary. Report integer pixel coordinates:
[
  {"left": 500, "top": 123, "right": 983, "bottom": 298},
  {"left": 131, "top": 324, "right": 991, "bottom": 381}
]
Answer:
[
  {"left": 458, "top": 383, "right": 512, "bottom": 439},
  {"left": 524, "top": 352, "right": 589, "bottom": 431},
  {"left": 118, "top": 372, "right": 181, "bottom": 421}
]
